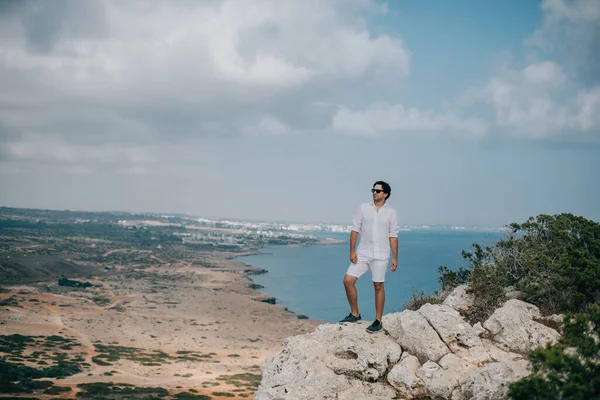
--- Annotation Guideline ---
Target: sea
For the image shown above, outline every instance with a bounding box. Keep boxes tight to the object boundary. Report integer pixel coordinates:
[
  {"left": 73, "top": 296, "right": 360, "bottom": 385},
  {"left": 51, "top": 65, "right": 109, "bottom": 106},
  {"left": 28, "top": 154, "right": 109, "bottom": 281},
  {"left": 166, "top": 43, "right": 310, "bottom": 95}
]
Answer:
[{"left": 236, "top": 229, "right": 504, "bottom": 323}]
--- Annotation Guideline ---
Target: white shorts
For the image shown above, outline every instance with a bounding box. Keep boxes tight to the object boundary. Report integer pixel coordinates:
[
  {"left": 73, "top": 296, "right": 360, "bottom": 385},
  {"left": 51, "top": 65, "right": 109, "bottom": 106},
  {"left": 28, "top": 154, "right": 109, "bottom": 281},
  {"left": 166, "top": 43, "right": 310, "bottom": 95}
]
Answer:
[{"left": 346, "top": 255, "right": 389, "bottom": 283}]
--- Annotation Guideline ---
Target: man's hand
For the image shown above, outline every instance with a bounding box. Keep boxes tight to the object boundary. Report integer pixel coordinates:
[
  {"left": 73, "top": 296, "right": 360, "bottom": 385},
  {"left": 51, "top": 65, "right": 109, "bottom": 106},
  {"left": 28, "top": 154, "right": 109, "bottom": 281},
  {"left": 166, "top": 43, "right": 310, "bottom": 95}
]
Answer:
[
  {"left": 350, "top": 251, "right": 358, "bottom": 264},
  {"left": 390, "top": 259, "right": 398, "bottom": 272}
]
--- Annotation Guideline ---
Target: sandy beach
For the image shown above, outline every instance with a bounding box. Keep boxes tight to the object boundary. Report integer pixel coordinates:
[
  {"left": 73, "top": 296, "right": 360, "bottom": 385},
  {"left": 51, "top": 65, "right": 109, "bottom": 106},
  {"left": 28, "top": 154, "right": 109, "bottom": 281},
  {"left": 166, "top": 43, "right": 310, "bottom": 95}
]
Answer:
[{"left": 0, "top": 254, "right": 321, "bottom": 399}]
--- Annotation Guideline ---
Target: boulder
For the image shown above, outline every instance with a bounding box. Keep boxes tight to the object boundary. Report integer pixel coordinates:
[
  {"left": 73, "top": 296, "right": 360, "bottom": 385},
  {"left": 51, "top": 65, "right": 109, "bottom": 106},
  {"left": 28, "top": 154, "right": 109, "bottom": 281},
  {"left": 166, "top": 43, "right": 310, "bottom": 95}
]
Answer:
[
  {"left": 504, "top": 290, "right": 524, "bottom": 300},
  {"left": 387, "top": 355, "right": 426, "bottom": 399},
  {"left": 443, "top": 284, "right": 474, "bottom": 312},
  {"left": 254, "top": 321, "right": 401, "bottom": 400},
  {"left": 481, "top": 338, "right": 527, "bottom": 364},
  {"left": 418, "top": 304, "right": 491, "bottom": 364},
  {"left": 416, "top": 354, "right": 479, "bottom": 399},
  {"left": 452, "top": 360, "right": 531, "bottom": 400},
  {"left": 382, "top": 310, "right": 450, "bottom": 364},
  {"left": 483, "top": 299, "right": 561, "bottom": 353},
  {"left": 472, "top": 322, "right": 488, "bottom": 337}
]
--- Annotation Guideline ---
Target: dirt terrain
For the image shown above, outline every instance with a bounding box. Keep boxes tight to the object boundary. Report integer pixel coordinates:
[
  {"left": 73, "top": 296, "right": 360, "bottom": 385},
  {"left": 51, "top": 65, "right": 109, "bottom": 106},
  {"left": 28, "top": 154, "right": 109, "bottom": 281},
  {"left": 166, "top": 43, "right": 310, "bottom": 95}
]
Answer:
[
  {"left": 0, "top": 253, "right": 96, "bottom": 284},
  {"left": 0, "top": 258, "right": 321, "bottom": 399}
]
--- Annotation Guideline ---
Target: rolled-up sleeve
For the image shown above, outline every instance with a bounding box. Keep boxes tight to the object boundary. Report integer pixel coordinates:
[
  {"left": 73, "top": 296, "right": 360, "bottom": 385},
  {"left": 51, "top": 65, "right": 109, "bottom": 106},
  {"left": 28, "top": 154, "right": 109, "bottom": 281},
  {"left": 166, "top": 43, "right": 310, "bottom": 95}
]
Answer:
[
  {"left": 351, "top": 205, "right": 363, "bottom": 233},
  {"left": 389, "top": 210, "right": 399, "bottom": 237}
]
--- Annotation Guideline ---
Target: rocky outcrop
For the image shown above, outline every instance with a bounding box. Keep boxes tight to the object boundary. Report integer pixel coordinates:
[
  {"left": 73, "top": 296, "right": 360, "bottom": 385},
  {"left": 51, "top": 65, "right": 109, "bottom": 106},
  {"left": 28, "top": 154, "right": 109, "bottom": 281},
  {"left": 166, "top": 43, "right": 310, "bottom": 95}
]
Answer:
[
  {"left": 418, "top": 303, "right": 491, "bottom": 365},
  {"left": 387, "top": 355, "right": 426, "bottom": 398},
  {"left": 483, "top": 299, "right": 562, "bottom": 354},
  {"left": 382, "top": 309, "right": 450, "bottom": 364},
  {"left": 257, "top": 322, "right": 401, "bottom": 399},
  {"left": 255, "top": 286, "right": 562, "bottom": 400},
  {"left": 442, "top": 284, "right": 474, "bottom": 312}
]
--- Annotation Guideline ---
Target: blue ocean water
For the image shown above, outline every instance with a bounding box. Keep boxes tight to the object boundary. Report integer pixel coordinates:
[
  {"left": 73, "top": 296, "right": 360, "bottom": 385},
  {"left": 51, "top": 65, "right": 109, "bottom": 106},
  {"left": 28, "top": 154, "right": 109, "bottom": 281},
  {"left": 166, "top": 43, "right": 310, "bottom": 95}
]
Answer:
[{"left": 237, "top": 230, "right": 503, "bottom": 323}]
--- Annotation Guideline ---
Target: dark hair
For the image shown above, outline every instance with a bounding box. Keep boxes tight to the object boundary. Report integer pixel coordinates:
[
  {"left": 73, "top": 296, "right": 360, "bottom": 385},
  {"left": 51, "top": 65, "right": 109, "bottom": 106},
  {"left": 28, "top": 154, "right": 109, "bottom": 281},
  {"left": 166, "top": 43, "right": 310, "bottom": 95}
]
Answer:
[{"left": 373, "top": 181, "right": 391, "bottom": 200}]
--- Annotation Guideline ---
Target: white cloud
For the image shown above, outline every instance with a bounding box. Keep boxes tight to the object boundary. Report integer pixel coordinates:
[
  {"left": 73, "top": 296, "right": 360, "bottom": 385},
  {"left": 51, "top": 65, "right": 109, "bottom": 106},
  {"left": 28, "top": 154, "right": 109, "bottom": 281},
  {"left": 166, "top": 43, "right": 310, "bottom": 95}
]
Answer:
[
  {"left": 256, "top": 117, "right": 292, "bottom": 136},
  {"left": 456, "top": 0, "right": 600, "bottom": 141},
  {"left": 2, "top": 134, "right": 156, "bottom": 174},
  {"left": 522, "top": 61, "right": 566, "bottom": 86},
  {"left": 241, "top": 116, "right": 293, "bottom": 136},
  {"left": 332, "top": 104, "right": 488, "bottom": 139},
  {"left": 0, "top": 0, "right": 412, "bottom": 172},
  {"left": 576, "top": 87, "right": 600, "bottom": 131},
  {"left": 0, "top": 0, "right": 598, "bottom": 182},
  {"left": 0, "top": 0, "right": 409, "bottom": 95},
  {"left": 472, "top": 61, "right": 600, "bottom": 139},
  {"left": 540, "top": 0, "right": 600, "bottom": 22},
  {"left": 527, "top": 0, "right": 600, "bottom": 85},
  {"left": 329, "top": 0, "right": 600, "bottom": 142}
]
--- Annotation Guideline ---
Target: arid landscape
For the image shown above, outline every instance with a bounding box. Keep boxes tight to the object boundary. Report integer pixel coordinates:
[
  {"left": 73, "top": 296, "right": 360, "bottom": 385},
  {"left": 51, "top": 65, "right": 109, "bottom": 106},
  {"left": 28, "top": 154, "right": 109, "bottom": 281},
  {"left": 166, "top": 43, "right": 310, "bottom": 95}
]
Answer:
[{"left": 0, "top": 207, "right": 323, "bottom": 399}]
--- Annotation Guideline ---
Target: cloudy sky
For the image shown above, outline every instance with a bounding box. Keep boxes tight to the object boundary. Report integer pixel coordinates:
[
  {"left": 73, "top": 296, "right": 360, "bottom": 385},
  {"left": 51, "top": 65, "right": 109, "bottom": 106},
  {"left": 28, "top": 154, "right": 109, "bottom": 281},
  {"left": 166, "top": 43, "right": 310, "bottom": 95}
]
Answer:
[{"left": 1, "top": 0, "right": 599, "bottom": 226}]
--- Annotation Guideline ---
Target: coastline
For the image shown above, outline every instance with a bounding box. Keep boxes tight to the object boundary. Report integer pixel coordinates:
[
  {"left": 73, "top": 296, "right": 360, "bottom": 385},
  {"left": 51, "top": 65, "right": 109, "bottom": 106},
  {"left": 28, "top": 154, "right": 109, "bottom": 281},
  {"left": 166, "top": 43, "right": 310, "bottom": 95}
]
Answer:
[
  {"left": 232, "top": 236, "right": 347, "bottom": 314},
  {"left": 0, "top": 247, "right": 322, "bottom": 399},
  {"left": 0, "top": 208, "right": 508, "bottom": 399}
]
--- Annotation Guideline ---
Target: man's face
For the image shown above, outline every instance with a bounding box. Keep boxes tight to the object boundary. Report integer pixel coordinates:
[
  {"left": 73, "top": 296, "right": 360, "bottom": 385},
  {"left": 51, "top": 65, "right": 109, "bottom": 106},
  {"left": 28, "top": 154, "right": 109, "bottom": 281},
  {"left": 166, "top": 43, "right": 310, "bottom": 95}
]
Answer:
[{"left": 371, "top": 184, "right": 387, "bottom": 201}]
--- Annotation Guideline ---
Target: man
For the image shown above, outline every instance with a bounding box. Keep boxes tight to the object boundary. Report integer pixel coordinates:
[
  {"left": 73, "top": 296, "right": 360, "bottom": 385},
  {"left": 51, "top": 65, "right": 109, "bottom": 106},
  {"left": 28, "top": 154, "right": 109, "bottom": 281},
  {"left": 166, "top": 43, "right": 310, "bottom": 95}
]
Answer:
[{"left": 340, "top": 181, "right": 399, "bottom": 333}]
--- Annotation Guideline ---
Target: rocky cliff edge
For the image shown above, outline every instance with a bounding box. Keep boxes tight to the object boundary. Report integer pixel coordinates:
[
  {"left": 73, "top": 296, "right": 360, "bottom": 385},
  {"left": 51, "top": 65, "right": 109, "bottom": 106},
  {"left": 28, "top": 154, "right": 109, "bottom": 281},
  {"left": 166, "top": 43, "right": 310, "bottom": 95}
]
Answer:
[{"left": 254, "top": 285, "right": 562, "bottom": 400}]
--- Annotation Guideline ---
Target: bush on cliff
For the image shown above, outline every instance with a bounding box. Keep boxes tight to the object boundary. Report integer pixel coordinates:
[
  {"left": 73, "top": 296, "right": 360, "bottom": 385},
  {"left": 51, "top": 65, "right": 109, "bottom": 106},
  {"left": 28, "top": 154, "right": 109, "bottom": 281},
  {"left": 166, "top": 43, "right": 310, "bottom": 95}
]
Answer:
[
  {"left": 508, "top": 304, "right": 600, "bottom": 399},
  {"left": 438, "top": 213, "right": 600, "bottom": 321}
]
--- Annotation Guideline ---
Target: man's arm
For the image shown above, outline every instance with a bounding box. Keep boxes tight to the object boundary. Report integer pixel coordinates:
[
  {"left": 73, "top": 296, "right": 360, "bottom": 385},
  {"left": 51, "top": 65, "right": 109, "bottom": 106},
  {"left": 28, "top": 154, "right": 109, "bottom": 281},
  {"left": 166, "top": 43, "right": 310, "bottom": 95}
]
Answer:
[
  {"left": 389, "top": 209, "right": 400, "bottom": 271},
  {"left": 349, "top": 205, "right": 362, "bottom": 263},
  {"left": 350, "top": 231, "right": 359, "bottom": 263},
  {"left": 389, "top": 237, "right": 398, "bottom": 271}
]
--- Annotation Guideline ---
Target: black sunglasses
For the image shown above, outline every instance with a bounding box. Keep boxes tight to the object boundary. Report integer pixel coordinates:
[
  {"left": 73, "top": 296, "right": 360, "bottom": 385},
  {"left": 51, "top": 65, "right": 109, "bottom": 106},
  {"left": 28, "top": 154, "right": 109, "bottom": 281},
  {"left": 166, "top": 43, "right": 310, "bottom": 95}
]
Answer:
[{"left": 371, "top": 189, "right": 384, "bottom": 194}]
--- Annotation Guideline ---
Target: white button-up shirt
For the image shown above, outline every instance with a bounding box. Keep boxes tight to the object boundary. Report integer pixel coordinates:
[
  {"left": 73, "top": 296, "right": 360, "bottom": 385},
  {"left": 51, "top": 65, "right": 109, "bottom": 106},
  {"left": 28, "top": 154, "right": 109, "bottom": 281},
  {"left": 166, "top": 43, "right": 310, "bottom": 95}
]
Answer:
[{"left": 351, "top": 202, "right": 400, "bottom": 260}]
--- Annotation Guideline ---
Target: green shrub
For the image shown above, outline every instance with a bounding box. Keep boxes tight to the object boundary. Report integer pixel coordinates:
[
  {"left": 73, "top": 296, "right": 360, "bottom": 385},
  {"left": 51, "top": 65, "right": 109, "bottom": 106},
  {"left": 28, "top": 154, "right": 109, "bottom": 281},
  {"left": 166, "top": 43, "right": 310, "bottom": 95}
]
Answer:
[
  {"left": 92, "top": 297, "right": 110, "bottom": 306},
  {"left": 0, "top": 297, "right": 19, "bottom": 307},
  {"left": 402, "top": 289, "right": 442, "bottom": 311},
  {"left": 0, "top": 359, "right": 81, "bottom": 394},
  {"left": 173, "top": 392, "right": 211, "bottom": 399},
  {"left": 438, "top": 213, "right": 600, "bottom": 321},
  {"left": 76, "top": 382, "right": 168, "bottom": 399},
  {"left": 438, "top": 265, "right": 471, "bottom": 291},
  {"left": 91, "top": 356, "right": 112, "bottom": 366},
  {"left": 509, "top": 304, "right": 600, "bottom": 399},
  {"left": 58, "top": 277, "right": 92, "bottom": 288},
  {"left": 44, "top": 385, "right": 72, "bottom": 395},
  {"left": 41, "top": 362, "right": 82, "bottom": 378}
]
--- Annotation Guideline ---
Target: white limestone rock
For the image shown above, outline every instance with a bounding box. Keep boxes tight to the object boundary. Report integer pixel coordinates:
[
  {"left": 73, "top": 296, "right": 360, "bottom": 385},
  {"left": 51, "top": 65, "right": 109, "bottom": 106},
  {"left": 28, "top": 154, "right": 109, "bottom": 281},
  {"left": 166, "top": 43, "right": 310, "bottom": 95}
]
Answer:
[
  {"left": 481, "top": 338, "right": 527, "bottom": 364},
  {"left": 255, "top": 322, "right": 401, "bottom": 400},
  {"left": 415, "top": 358, "right": 461, "bottom": 399},
  {"left": 483, "top": 299, "right": 561, "bottom": 353},
  {"left": 413, "top": 354, "right": 480, "bottom": 399},
  {"left": 257, "top": 299, "right": 561, "bottom": 400},
  {"left": 473, "top": 322, "right": 488, "bottom": 337},
  {"left": 382, "top": 310, "right": 450, "bottom": 364},
  {"left": 387, "top": 355, "right": 426, "bottom": 399},
  {"left": 443, "top": 284, "right": 475, "bottom": 312},
  {"left": 504, "top": 290, "right": 524, "bottom": 300},
  {"left": 418, "top": 303, "right": 491, "bottom": 364},
  {"left": 452, "top": 360, "right": 532, "bottom": 400}
]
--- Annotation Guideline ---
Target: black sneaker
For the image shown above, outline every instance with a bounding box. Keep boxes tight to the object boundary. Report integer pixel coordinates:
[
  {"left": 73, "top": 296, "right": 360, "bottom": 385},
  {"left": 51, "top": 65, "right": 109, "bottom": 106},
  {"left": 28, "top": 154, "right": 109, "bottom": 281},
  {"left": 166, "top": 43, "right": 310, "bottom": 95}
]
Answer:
[
  {"left": 340, "top": 313, "right": 361, "bottom": 323},
  {"left": 366, "top": 320, "right": 382, "bottom": 333}
]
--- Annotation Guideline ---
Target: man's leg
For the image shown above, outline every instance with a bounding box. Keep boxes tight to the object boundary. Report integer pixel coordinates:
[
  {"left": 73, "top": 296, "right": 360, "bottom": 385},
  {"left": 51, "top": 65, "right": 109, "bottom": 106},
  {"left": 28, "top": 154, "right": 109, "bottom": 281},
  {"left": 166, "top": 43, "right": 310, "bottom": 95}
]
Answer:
[
  {"left": 366, "top": 258, "right": 388, "bottom": 333},
  {"left": 373, "top": 282, "right": 385, "bottom": 322},
  {"left": 340, "top": 257, "right": 368, "bottom": 322},
  {"left": 343, "top": 274, "right": 360, "bottom": 317}
]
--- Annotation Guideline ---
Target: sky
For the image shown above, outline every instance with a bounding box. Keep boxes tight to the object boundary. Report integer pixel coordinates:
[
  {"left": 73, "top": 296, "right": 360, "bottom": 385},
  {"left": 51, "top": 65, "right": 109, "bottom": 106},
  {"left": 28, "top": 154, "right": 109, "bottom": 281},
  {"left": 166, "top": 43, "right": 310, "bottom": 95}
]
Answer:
[{"left": 0, "top": 0, "right": 599, "bottom": 226}]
